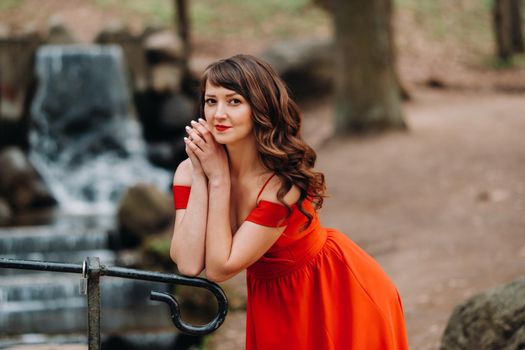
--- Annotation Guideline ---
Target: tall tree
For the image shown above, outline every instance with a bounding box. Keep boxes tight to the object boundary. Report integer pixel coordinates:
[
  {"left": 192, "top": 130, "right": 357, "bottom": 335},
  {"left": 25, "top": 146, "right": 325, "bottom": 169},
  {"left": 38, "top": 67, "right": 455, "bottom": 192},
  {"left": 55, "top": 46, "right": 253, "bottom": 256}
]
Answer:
[
  {"left": 174, "top": 0, "right": 190, "bottom": 63},
  {"left": 493, "top": 0, "right": 524, "bottom": 61},
  {"left": 333, "top": 0, "right": 406, "bottom": 135},
  {"left": 510, "top": 0, "right": 524, "bottom": 53}
]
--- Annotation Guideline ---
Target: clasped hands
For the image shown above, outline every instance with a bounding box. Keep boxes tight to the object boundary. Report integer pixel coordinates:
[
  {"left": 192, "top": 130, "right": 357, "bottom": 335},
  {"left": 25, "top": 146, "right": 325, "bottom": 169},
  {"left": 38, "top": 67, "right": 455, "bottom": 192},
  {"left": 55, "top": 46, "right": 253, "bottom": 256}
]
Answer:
[{"left": 184, "top": 118, "right": 229, "bottom": 182}]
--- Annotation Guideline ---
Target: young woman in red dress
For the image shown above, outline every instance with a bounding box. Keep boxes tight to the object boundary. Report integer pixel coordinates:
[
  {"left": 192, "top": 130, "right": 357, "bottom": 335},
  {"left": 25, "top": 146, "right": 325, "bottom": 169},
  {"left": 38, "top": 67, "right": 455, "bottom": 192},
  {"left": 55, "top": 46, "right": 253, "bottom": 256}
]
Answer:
[{"left": 170, "top": 54, "right": 409, "bottom": 349}]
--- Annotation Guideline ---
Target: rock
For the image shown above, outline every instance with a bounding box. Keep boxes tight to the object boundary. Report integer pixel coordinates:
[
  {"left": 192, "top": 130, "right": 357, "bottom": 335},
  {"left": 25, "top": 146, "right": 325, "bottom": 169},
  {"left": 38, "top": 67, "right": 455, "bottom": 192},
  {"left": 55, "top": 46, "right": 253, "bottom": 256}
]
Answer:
[
  {"left": 0, "top": 147, "right": 57, "bottom": 211},
  {"left": 144, "top": 29, "right": 185, "bottom": 62},
  {"left": 0, "top": 29, "right": 42, "bottom": 149},
  {"left": 150, "top": 63, "right": 184, "bottom": 93},
  {"left": 117, "top": 183, "right": 173, "bottom": 248},
  {"left": 134, "top": 91, "right": 195, "bottom": 140},
  {"left": 261, "top": 38, "right": 334, "bottom": 101},
  {"left": 46, "top": 15, "right": 76, "bottom": 44},
  {"left": 95, "top": 23, "right": 149, "bottom": 92},
  {"left": 439, "top": 277, "right": 525, "bottom": 350},
  {"left": 0, "top": 197, "right": 12, "bottom": 225}
]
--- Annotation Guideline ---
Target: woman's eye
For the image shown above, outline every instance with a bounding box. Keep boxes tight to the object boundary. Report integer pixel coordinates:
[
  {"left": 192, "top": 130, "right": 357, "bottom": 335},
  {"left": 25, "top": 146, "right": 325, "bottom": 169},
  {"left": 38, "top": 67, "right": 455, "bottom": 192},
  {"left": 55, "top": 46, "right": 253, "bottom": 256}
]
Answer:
[
  {"left": 230, "top": 98, "right": 241, "bottom": 105},
  {"left": 205, "top": 98, "right": 216, "bottom": 105}
]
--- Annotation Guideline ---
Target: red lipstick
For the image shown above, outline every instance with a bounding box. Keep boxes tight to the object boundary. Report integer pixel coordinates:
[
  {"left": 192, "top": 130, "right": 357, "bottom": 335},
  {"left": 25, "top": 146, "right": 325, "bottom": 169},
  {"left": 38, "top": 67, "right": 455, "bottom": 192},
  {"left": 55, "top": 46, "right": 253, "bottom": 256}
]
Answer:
[{"left": 215, "top": 125, "right": 231, "bottom": 132}]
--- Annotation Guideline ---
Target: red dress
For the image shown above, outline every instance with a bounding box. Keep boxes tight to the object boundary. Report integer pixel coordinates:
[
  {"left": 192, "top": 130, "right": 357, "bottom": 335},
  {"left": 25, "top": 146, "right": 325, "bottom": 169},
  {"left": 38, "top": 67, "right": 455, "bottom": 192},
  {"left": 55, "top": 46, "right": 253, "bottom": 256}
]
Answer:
[{"left": 173, "top": 183, "right": 409, "bottom": 350}]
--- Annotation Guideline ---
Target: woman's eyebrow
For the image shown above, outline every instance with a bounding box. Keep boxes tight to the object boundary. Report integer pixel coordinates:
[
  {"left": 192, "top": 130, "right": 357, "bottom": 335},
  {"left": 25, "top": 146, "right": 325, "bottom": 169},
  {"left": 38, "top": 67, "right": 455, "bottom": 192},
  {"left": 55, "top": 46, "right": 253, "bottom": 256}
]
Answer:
[{"left": 205, "top": 92, "right": 239, "bottom": 97}]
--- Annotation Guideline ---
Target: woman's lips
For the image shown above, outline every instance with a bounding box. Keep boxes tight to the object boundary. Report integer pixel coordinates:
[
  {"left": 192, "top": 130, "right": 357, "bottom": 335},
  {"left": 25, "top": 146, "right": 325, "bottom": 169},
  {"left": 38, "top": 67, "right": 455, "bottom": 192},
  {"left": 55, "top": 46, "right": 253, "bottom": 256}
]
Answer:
[{"left": 215, "top": 125, "right": 231, "bottom": 132}]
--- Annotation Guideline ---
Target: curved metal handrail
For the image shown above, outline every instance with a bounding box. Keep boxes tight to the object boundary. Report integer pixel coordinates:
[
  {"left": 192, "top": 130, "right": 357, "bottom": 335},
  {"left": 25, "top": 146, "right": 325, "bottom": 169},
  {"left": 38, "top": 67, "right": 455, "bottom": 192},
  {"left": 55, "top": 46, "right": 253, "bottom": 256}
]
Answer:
[{"left": 0, "top": 257, "right": 228, "bottom": 336}]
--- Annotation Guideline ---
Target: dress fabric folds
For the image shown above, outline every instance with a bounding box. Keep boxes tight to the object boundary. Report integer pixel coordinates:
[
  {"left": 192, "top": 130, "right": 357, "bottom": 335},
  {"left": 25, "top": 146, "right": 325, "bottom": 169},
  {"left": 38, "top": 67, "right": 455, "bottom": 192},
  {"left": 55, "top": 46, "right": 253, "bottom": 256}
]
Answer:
[{"left": 173, "top": 185, "right": 409, "bottom": 350}]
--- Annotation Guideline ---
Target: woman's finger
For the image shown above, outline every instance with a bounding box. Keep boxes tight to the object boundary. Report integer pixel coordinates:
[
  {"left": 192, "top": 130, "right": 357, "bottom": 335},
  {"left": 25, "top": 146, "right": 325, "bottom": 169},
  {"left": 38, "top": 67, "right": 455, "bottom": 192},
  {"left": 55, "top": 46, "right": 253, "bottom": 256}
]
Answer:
[
  {"left": 185, "top": 126, "right": 205, "bottom": 151},
  {"left": 198, "top": 118, "right": 212, "bottom": 132},
  {"left": 184, "top": 137, "right": 204, "bottom": 157},
  {"left": 191, "top": 120, "right": 213, "bottom": 144}
]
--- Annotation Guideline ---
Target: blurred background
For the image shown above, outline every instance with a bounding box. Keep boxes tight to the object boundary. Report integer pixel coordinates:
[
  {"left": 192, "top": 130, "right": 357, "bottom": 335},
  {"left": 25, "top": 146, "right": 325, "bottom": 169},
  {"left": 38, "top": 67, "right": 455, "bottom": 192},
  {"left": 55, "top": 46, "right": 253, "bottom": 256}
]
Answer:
[{"left": 0, "top": 0, "right": 524, "bottom": 349}]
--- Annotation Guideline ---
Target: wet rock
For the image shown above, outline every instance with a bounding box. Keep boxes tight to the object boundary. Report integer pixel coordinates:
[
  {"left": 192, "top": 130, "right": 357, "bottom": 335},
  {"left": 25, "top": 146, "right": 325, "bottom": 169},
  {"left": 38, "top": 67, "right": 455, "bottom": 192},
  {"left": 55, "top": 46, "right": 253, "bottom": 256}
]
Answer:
[
  {"left": 117, "top": 183, "right": 173, "bottom": 248},
  {"left": 46, "top": 15, "right": 76, "bottom": 44},
  {"left": 95, "top": 22, "right": 149, "bottom": 92},
  {"left": 0, "top": 29, "right": 42, "bottom": 149},
  {"left": 261, "top": 38, "right": 334, "bottom": 101},
  {"left": 440, "top": 277, "right": 525, "bottom": 350},
  {"left": 144, "top": 29, "right": 186, "bottom": 94},
  {"left": 0, "top": 197, "right": 12, "bottom": 225},
  {"left": 0, "top": 147, "right": 56, "bottom": 211},
  {"left": 134, "top": 90, "right": 194, "bottom": 169},
  {"left": 144, "top": 29, "right": 185, "bottom": 63}
]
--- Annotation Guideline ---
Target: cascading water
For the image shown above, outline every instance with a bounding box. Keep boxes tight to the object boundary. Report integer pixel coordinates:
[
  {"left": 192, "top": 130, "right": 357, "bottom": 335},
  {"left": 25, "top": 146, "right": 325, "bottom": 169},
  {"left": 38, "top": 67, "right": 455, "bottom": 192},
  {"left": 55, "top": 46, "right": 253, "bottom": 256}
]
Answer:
[
  {"left": 0, "top": 45, "right": 181, "bottom": 347},
  {"left": 29, "top": 45, "right": 171, "bottom": 214}
]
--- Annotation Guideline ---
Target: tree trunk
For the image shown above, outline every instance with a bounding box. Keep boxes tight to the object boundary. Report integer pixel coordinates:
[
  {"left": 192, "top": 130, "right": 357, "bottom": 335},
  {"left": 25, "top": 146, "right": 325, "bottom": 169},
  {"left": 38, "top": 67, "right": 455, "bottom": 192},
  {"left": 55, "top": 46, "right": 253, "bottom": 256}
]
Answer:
[
  {"left": 174, "top": 0, "right": 190, "bottom": 62},
  {"left": 493, "top": 0, "right": 514, "bottom": 61},
  {"left": 510, "top": 0, "right": 524, "bottom": 53},
  {"left": 333, "top": 0, "right": 406, "bottom": 135}
]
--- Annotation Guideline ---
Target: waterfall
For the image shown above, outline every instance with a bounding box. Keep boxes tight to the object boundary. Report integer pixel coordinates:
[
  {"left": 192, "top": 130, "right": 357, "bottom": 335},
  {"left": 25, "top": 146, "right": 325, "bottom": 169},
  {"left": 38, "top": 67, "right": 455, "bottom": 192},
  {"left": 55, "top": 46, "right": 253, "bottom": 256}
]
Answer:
[{"left": 29, "top": 45, "right": 171, "bottom": 214}]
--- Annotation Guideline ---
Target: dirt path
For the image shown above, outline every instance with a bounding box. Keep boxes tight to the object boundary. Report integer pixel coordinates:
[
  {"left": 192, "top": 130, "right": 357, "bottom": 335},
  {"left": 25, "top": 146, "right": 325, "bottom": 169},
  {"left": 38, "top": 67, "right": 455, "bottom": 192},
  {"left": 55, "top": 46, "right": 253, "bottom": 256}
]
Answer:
[{"left": 209, "top": 88, "right": 525, "bottom": 350}]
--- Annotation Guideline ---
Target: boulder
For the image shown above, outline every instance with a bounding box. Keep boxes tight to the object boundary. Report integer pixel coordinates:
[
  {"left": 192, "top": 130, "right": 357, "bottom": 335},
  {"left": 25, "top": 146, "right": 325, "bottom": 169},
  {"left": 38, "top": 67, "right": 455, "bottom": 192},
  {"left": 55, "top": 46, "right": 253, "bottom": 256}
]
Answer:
[
  {"left": 261, "top": 38, "right": 334, "bottom": 101},
  {"left": 117, "top": 183, "right": 173, "bottom": 248},
  {"left": 95, "top": 22, "right": 149, "bottom": 92},
  {"left": 143, "top": 29, "right": 185, "bottom": 63},
  {"left": 46, "top": 15, "right": 76, "bottom": 44},
  {"left": 0, "top": 29, "right": 42, "bottom": 149},
  {"left": 0, "top": 147, "right": 56, "bottom": 211},
  {"left": 440, "top": 277, "right": 525, "bottom": 350},
  {"left": 0, "top": 197, "right": 12, "bottom": 225}
]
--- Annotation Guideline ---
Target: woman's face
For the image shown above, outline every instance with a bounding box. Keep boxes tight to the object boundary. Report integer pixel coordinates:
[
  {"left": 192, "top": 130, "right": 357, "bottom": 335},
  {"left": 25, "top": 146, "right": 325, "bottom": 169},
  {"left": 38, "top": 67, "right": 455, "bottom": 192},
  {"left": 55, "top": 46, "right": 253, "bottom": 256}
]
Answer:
[{"left": 204, "top": 81, "right": 254, "bottom": 145}]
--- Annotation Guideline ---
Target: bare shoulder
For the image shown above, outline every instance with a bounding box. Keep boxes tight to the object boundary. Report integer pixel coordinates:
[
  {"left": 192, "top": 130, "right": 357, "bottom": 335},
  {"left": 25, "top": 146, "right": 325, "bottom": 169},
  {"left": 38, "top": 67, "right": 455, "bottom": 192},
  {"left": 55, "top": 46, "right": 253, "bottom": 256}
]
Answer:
[
  {"left": 172, "top": 158, "right": 193, "bottom": 186},
  {"left": 258, "top": 174, "right": 301, "bottom": 206}
]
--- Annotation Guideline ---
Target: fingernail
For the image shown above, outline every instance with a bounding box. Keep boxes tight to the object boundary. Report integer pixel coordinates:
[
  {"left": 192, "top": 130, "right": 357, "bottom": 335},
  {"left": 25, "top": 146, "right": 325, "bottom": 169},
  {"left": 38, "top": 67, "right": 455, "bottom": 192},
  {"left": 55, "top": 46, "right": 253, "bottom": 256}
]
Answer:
[
  {"left": 183, "top": 137, "right": 188, "bottom": 141},
  {"left": 185, "top": 126, "right": 191, "bottom": 131},
  {"left": 190, "top": 120, "right": 197, "bottom": 124},
  {"left": 198, "top": 118, "right": 205, "bottom": 122}
]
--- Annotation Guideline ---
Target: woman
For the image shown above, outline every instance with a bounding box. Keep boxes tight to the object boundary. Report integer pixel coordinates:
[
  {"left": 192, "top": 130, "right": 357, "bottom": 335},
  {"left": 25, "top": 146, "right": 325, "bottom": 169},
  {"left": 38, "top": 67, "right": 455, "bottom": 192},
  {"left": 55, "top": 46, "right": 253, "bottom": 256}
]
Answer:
[{"left": 170, "top": 54, "right": 408, "bottom": 349}]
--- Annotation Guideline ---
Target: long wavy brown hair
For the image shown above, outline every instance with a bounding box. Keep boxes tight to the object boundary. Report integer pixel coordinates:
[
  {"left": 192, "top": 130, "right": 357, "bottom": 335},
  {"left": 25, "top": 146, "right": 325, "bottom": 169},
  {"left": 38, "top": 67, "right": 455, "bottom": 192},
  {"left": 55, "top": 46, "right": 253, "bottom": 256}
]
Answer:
[{"left": 200, "top": 54, "right": 326, "bottom": 225}]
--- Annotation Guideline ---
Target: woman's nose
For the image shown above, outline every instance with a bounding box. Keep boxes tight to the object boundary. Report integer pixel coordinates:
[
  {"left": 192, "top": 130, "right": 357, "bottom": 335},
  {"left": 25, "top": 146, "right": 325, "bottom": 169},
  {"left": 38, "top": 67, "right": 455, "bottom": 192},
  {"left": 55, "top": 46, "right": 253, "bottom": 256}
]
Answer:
[{"left": 214, "top": 104, "right": 227, "bottom": 119}]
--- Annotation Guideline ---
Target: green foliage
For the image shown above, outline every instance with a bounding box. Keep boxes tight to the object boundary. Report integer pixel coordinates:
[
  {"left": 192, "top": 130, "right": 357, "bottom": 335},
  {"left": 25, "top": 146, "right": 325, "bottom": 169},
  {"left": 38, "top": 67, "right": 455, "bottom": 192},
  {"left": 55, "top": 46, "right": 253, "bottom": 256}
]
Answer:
[
  {"left": 0, "top": 0, "right": 21, "bottom": 11},
  {"left": 394, "top": 0, "right": 494, "bottom": 55},
  {"left": 485, "top": 53, "right": 525, "bottom": 70},
  {"left": 145, "top": 237, "right": 171, "bottom": 257},
  {"left": 92, "top": 0, "right": 329, "bottom": 40}
]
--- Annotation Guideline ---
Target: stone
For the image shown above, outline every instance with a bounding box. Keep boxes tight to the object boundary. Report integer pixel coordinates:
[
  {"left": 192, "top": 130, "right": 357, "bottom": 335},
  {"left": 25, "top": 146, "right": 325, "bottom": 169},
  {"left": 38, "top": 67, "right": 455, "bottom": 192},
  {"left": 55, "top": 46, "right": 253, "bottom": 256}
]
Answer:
[
  {"left": 95, "top": 23, "right": 149, "bottom": 92},
  {"left": 117, "top": 183, "right": 173, "bottom": 248},
  {"left": 0, "top": 30, "right": 42, "bottom": 150},
  {"left": 0, "top": 147, "right": 56, "bottom": 211},
  {"left": 0, "top": 197, "right": 12, "bottom": 225},
  {"left": 261, "top": 38, "right": 334, "bottom": 101},
  {"left": 46, "top": 15, "right": 76, "bottom": 44},
  {"left": 439, "top": 277, "right": 525, "bottom": 350},
  {"left": 144, "top": 29, "right": 185, "bottom": 62}
]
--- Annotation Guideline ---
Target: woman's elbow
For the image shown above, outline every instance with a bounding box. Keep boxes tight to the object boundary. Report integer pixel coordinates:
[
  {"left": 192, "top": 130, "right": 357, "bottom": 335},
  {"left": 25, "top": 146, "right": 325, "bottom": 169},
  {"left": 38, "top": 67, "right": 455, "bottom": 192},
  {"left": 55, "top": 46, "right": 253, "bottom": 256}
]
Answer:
[
  {"left": 205, "top": 268, "right": 233, "bottom": 283},
  {"left": 170, "top": 252, "right": 203, "bottom": 277},
  {"left": 177, "top": 264, "right": 203, "bottom": 277}
]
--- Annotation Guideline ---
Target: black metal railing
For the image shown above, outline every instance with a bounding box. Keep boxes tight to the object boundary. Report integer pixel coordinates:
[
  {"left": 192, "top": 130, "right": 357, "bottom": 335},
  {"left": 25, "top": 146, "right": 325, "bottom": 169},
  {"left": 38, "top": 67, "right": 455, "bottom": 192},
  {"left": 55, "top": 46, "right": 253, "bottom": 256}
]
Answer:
[{"left": 0, "top": 257, "right": 228, "bottom": 350}]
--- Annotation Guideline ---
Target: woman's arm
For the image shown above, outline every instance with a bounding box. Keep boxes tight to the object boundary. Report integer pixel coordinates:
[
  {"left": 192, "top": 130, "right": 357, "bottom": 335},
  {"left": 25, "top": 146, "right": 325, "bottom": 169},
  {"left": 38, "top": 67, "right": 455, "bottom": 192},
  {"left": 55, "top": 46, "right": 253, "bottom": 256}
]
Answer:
[
  {"left": 169, "top": 145, "right": 208, "bottom": 276},
  {"left": 186, "top": 119, "right": 299, "bottom": 282},
  {"left": 205, "top": 176, "right": 298, "bottom": 282}
]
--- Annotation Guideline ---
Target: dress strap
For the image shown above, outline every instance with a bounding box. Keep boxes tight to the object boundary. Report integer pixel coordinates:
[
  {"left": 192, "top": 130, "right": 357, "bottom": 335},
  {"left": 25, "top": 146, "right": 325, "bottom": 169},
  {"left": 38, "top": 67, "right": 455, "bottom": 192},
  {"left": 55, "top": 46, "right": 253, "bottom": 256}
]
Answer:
[{"left": 256, "top": 173, "right": 276, "bottom": 203}]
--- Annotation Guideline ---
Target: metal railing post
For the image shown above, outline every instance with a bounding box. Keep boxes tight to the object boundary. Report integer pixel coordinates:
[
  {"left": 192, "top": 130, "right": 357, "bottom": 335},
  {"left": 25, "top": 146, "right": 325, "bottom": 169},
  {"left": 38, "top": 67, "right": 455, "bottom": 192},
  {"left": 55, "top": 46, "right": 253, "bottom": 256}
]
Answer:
[{"left": 86, "top": 257, "right": 101, "bottom": 350}]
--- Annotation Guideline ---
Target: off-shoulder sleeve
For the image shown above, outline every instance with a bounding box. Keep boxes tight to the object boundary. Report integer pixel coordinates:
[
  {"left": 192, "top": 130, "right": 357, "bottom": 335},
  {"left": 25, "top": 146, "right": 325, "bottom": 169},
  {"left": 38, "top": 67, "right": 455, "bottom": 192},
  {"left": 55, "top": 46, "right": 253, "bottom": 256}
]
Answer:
[
  {"left": 245, "top": 201, "right": 291, "bottom": 227},
  {"left": 173, "top": 185, "right": 191, "bottom": 209}
]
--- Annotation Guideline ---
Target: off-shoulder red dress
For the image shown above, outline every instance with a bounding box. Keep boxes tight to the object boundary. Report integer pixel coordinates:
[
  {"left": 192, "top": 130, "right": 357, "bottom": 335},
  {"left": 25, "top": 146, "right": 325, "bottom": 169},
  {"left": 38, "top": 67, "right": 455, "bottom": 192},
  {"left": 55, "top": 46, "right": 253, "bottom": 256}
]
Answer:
[{"left": 173, "top": 180, "right": 408, "bottom": 350}]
